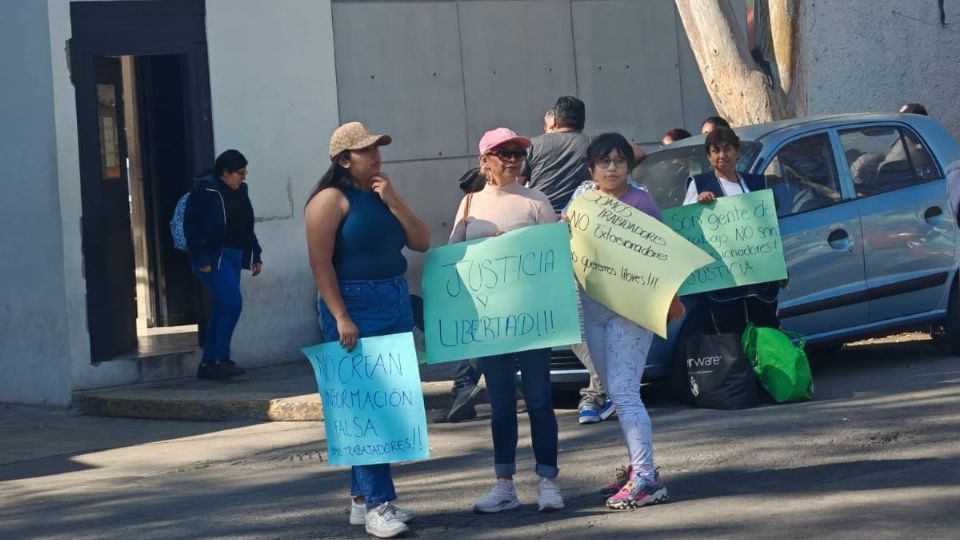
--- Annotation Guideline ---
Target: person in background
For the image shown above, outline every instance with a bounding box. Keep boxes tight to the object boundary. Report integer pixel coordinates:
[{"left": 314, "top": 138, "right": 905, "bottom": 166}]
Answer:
[
  {"left": 684, "top": 127, "right": 780, "bottom": 335},
  {"left": 564, "top": 133, "right": 682, "bottom": 510},
  {"left": 451, "top": 127, "right": 565, "bottom": 514},
  {"left": 523, "top": 95, "right": 615, "bottom": 425},
  {"left": 700, "top": 115, "right": 731, "bottom": 135},
  {"left": 661, "top": 128, "right": 692, "bottom": 146},
  {"left": 184, "top": 149, "right": 262, "bottom": 381},
  {"left": 305, "top": 122, "right": 431, "bottom": 538},
  {"left": 900, "top": 102, "right": 928, "bottom": 115}
]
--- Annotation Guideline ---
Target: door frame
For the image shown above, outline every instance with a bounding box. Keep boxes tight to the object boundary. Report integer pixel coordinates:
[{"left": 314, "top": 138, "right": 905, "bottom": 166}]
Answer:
[{"left": 70, "top": 0, "right": 214, "bottom": 361}]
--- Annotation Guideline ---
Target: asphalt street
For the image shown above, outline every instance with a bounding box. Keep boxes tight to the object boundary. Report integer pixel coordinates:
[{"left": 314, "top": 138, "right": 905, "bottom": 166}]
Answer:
[{"left": 2, "top": 333, "right": 959, "bottom": 539}]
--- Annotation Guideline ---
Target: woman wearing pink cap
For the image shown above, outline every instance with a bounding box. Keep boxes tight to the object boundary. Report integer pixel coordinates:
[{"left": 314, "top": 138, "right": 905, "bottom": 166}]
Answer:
[{"left": 448, "top": 127, "right": 564, "bottom": 514}]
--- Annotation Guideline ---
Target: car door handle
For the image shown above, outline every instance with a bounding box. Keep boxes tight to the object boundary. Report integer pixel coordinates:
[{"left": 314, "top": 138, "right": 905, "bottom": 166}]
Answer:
[
  {"left": 827, "top": 228, "right": 851, "bottom": 251},
  {"left": 923, "top": 206, "right": 944, "bottom": 225}
]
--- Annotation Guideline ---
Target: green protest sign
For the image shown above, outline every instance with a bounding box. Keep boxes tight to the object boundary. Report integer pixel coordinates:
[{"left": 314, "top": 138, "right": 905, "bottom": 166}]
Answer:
[
  {"left": 661, "top": 189, "right": 787, "bottom": 296},
  {"left": 421, "top": 223, "right": 582, "bottom": 364}
]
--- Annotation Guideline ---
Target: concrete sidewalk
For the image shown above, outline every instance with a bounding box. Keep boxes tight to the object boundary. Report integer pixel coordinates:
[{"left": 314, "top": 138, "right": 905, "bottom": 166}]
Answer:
[{"left": 73, "top": 360, "right": 471, "bottom": 422}]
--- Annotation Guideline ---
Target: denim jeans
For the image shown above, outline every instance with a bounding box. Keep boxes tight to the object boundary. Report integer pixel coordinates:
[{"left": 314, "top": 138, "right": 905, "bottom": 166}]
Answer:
[
  {"left": 479, "top": 348, "right": 559, "bottom": 479},
  {"left": 317, "top": 275, "right": 413, "bottom": 508},
  {"left": 196, "top": 247, "right": 243, "bottom": 364}
]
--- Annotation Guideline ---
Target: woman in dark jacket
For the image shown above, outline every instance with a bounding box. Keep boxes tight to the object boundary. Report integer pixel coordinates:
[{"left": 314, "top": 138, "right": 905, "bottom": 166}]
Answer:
[
  {"left": 184, "top": 149, "right": 263, "bottom": 380},
  {"left": 683, "top": 127, "right": 780, "bottom": 334}
]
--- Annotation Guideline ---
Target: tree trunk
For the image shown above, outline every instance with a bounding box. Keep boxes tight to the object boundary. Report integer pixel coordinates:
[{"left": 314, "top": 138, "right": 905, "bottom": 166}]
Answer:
[
  {"left": 675, "top": 0, "right": 792, "bottom": 125},
  {"left": 768, "top": 0, "right": 806, "bottom": 116}
]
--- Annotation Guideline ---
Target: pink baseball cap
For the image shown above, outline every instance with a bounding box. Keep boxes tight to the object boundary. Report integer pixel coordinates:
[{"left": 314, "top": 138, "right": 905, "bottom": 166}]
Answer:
[{"left": 478, "top": 127, "right": 532, "bottom": 155}]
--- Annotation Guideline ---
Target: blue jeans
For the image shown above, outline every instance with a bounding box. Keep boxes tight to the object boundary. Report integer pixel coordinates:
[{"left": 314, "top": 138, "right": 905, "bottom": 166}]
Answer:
[
  {"left": 196, "top": 248, "right": 243, "bottom": 364},
  {"left": 317, "top": 275, "right": 413, "bottom": 508},
  {"left": 479, "top": 348, "right": 558, "bottom": 479}
]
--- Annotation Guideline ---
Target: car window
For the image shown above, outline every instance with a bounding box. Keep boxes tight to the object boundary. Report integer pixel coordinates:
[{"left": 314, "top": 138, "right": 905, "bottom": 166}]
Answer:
[
  {"left": 633, "top": 142, "right": 759, "bottom": 210},
  {"left": 901, "top": 129, "right": 941, "bottom": 181},
  {"left": 762, "top": 133, "right": 842, "bottom": 217},
  {"left": 838, "top": 126, "right": 939, "bottom": 196}
]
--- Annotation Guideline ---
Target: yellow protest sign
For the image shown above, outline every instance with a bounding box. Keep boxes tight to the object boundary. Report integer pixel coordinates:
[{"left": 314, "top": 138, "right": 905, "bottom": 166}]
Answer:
[{"left": 567, "top": 191, "right": 714, "bottom": 338}]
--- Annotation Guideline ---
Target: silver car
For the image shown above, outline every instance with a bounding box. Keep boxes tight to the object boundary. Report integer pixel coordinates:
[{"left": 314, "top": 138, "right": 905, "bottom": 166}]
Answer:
[{"left": 552, "top": 113, "right": 960, "bottom": 386}]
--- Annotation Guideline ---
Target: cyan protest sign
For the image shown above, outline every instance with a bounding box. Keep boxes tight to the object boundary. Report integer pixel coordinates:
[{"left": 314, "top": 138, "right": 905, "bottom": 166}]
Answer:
[
  {"left": 421, "top": 222, "right": 582, "bottom": 364},
  {"left": 301, "top": 332, "right": 428, "bottom": 466},
  {"left": 661, "top": 189, "right": 787, "bottom": 295}
]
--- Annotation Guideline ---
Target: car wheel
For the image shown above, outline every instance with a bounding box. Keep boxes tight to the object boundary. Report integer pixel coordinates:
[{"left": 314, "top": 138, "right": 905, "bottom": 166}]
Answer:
[{"left": 942, "top": 279, "right": 960, "bottom": 352}]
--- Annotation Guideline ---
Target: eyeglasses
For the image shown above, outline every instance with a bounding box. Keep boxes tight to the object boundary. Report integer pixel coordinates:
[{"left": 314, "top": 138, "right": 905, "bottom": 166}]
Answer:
[
  {"left": 489, "top": 148, "right": 528, "bottom": 161},
  {"left": 596, "top": 156, "right": 627, "bottom": 169}
]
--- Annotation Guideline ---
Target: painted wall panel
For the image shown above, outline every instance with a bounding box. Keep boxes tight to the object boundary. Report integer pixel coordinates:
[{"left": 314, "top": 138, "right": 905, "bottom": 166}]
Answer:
[
  {"left": 459, "top": 0, "right": 578, "bottom": 143},
  {"left": 206, "top": 0, "right": 340, "bottom": 365},
  {"left": 333, "top": 0, "right": 469, "bottom": 160},
  {"left": 572, "top": 0, "right": 683, "bottom": 143}
]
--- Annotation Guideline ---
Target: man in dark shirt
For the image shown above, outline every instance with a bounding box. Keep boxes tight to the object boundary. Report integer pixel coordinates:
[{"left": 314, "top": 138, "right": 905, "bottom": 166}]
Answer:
[
  {"left": 522, "top": 96, "right": 613, "bottom": 424},
  {"left": 522, "top": 96, "right": 593, "bottom": 214}
]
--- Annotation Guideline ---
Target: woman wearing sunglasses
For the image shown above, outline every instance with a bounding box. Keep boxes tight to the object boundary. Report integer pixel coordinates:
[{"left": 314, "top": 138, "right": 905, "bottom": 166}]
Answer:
[
  {"left": 564, "top": 133, "right": 683, "bottom": 510},
  {"left": 448, "top": 127, "right": 564, "bottom": 514}
]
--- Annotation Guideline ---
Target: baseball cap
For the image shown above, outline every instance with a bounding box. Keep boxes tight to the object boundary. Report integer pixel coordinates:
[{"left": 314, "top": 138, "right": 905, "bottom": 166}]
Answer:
[
  {"left": 478, "top": 127, "right": 531, "bottom": 155},
  {"left": 329, "top": 122, "right": 392, "bottom": 159}
]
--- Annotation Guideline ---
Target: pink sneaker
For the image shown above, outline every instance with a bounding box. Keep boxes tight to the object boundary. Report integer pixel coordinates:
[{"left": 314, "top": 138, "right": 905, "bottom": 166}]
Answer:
[
  {"left": 600, "top": 465, "right": 632, "bottom": 496},
  {"left": 605, "top": 475, "right": 669, "bottom": 510}
]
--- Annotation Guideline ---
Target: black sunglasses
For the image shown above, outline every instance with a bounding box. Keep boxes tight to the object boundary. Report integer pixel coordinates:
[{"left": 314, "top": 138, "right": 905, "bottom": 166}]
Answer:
[{"left": 489, "top": 148, "right": 528, "bottom": 161}]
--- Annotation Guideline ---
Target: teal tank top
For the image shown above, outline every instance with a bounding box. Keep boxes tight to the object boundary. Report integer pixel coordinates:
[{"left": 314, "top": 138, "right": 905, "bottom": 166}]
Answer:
[{"left": 332, "top": 187, "right": 408, "bottom": 280}]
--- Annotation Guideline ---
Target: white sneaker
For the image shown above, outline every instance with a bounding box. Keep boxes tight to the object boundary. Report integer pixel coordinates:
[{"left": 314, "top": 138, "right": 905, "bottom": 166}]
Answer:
[
  {"left": 365, "top": 503, "right": 410, "bottom": 538},
  {"left": 351, "top": 498, "right": 415, "bottom": 525},
  {"left": 537, "top": 477, "right": 565, "bottom": 512},
  {"left": 473, "top": 478, "right": 520, "bottom": 513}
]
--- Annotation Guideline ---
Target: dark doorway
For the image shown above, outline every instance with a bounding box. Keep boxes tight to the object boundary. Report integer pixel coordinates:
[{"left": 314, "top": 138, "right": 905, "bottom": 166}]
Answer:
[
  {"left": 71, "top": 1, "right": 213, "bottom": 362},
  {"left": 136, "top": 54, "right": 202, "bottom": 328}
]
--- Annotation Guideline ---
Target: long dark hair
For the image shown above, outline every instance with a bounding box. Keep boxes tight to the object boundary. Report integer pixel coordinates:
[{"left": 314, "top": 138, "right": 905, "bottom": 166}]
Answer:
[{"left": 305, "top": 150, "right": 354, "bottom": 207}]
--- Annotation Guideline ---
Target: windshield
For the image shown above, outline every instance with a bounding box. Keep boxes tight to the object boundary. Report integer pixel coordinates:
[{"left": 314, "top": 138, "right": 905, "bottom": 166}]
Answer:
[{"left": 632, "top": 141, "right": 760, "bottom": 210}]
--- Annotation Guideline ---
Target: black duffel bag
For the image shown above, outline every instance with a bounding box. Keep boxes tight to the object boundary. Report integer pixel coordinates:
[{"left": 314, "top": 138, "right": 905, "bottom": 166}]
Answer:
[{"left": 684, "top": 317, "right": 759, "bottom": 410}]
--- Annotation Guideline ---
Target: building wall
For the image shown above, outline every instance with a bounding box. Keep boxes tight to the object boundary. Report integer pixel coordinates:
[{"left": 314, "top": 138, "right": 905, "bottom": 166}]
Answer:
[
  {"left": 0, "top": 0, "right": 73, "bottom": 405},
  {"left": 31, "top": 0, "right": 341, "bottom": 404},
  {"left": 331, "top": 0, "right": 729, "bottom": 286},
  {"left": 804, "top": 0, "right": 960, "bottom": 139},
  {"left": 205, "top": 0, "right": 339, "bottom": 364}
]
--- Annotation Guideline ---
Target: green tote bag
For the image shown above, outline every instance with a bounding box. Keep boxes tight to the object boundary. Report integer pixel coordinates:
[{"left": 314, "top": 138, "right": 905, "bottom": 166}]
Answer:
[{"left": 741, "top": 323, "right": 814, "bottom": 403}]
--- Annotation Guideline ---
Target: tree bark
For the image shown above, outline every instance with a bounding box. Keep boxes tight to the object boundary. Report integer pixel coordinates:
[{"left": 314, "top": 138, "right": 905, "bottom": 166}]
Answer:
[
  {"left": 675, "top": 0, "right": 793, "bottom": 125},
  {"left": 768, "top": 0, "right": 806, "bottom": 116}
]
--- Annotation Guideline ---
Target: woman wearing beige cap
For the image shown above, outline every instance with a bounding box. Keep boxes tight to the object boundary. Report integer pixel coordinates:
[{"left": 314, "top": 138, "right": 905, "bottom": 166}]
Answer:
[
  {"left": 448, "top": 127, "right": 565, "bottom": 515},
  {"left": 305, "top": 121, "right": 430, "bottom": 538}
]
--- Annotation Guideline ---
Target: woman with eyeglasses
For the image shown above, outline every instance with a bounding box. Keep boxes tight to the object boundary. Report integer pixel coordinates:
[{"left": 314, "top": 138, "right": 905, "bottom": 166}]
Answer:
[
  {"left": 448, "top": 127, "right": 564, "bottom": 514},
  {"left": 305, "top": 122, "right": 431, "bottom": 538},
  {"left": 184, "top": 149, "right": 262, "bottom": 381},
  {"left": 564, "top": 133, "right": 683, "bottom": 510}
]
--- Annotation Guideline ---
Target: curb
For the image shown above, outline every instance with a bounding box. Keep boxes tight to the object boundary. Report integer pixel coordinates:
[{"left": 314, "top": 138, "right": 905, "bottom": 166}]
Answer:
[{"left": 73, "top": 381, "right": 487, "bottom": 422}]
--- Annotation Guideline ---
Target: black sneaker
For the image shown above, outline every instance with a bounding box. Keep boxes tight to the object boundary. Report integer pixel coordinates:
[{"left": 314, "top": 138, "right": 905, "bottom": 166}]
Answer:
[
  {"left": 447, "top": 384, "right": 482, "bottom": 423},
  {"left": 223, "top": 359, "right": 247, "bottom": 377},
  {"left": 197, "top": 362, "right": 234, "bottom": 380}
]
